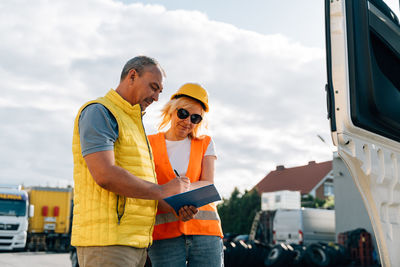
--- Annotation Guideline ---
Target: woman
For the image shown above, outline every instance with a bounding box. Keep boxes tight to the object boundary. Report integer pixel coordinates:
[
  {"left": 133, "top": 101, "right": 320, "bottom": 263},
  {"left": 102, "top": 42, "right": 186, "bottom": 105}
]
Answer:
[{"left": 148, "top": 83, "right": 223, "bottom": 267}]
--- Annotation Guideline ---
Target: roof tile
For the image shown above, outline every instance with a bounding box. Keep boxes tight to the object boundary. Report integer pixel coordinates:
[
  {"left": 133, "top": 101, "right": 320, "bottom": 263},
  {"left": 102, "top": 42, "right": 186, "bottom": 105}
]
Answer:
[{"left": 254, "top": 160, "right": 332, "bottom": 194}]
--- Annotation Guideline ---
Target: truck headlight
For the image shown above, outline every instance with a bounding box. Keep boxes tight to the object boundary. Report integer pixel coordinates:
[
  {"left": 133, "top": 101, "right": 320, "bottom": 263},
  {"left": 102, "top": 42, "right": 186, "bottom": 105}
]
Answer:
[{"left": 16, "top": 232, "right": 27, "bottom": 240}]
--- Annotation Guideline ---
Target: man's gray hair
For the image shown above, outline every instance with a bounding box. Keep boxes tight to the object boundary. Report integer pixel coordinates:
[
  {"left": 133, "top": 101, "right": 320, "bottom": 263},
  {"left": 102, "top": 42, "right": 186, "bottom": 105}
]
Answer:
[{"left": 120, "top": 56, "right": 165, "bottom": 81}]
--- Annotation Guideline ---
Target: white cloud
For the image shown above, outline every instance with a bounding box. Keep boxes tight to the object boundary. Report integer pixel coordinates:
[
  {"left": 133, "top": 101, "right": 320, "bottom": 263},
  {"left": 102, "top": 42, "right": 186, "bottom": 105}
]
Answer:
[{"left": 0, "top": 0, "right": 333, "bottom": 198}]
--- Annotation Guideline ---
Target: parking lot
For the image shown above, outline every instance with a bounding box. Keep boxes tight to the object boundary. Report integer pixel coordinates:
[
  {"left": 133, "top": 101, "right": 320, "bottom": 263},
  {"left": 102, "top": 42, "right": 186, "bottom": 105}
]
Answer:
[{"left": 0, "top": 252, "right": 70, "bottom": 267}]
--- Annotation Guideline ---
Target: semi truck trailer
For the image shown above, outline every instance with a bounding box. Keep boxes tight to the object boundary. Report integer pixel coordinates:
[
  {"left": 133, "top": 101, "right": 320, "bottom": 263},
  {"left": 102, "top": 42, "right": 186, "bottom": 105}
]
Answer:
[{"left": 25, "top": 186, "right": 73, "bottom": 252}]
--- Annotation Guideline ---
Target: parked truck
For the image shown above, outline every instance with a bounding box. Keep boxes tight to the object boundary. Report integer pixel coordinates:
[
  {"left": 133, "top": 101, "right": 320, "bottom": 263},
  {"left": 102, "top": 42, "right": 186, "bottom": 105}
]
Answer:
[
  {"left": 249, "top": 207, "right": 335, "bottom": 246},
  {"left": 0, "top": 185, "right": 73, "bottom": 252},
  {"left": 25, "top": 186, "right": 73, "bottom": 252},
  {"left": 0, "top": 185, "right": 34, "bottom": 251},
  {"left": 272, "top": 208, "right": 335, "bottom": 245}
]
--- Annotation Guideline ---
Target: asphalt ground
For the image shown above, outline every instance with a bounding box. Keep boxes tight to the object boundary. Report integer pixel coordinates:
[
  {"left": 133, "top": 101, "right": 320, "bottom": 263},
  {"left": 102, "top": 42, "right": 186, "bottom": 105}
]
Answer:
[{"left": 0, "top": 251, "right": 71, "bottom": 267}]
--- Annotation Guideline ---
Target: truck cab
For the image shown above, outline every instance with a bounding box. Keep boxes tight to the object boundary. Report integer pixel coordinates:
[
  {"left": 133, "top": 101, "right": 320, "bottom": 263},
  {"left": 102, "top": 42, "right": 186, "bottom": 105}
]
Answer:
[
  {"left": 0, "top": 185, "right": 34, "bottom": 250},
  {"left": 325, "top": 0, "right": 400, "bottom": 265}
]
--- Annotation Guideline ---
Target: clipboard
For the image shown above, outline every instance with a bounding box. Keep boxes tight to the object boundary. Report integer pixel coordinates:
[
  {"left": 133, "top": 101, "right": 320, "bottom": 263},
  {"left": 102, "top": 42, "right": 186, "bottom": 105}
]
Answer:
[{"left": 163, "top": 184, "right": 221, "bottom": 214}]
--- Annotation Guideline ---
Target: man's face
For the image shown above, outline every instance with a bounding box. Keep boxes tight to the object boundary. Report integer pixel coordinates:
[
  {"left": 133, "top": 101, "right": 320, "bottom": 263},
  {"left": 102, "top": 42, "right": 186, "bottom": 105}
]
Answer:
[{"left": 130, "top": 65, "right": 163, "bottom": 111}]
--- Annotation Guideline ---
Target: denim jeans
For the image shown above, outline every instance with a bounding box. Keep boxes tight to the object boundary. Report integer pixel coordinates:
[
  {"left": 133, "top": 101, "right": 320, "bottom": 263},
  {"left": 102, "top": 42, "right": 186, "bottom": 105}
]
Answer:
[{"left": 148, "top": 235, "right": 224, "bottom": 267}]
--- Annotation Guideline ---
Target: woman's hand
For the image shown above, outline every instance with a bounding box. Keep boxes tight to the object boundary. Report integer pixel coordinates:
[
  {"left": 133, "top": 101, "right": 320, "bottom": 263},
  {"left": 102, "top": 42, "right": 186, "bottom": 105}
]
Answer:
[{"left": 178, "top": 205, "right": 198, "bottom": 222}]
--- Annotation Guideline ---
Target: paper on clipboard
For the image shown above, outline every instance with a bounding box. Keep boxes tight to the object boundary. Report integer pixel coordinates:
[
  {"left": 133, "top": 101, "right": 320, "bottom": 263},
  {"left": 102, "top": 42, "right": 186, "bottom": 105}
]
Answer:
[{"left": 163, "top": 184, "right": 221, "bottom": 214}]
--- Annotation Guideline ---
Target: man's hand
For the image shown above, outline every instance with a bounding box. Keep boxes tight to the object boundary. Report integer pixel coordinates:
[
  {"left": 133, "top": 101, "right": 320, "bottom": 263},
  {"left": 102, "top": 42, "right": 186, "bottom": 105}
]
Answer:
[
  {"left": 84, "top": 150, "right": 190, "bottom": 200},
  {"left": 178, "top": 205, "right": 198, "bottom": 222},
  {"left": 159, "top": 176, "right": 190, "bottom": 198}
]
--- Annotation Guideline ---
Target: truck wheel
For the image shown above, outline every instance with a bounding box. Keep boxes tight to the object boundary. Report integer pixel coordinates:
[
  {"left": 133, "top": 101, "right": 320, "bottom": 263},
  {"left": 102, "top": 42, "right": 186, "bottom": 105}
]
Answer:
[
  {"left": 70, "top": 249, "right": 79, "bottom": 267},
  {"left": 27, "top": 241, "right": 34, "bottom": 252}
]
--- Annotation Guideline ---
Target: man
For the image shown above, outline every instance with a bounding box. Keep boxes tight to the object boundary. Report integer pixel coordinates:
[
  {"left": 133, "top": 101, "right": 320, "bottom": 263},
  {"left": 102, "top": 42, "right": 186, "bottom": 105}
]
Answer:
[{"left": 71, "top": 56, "right": 192, "bottom": 267}]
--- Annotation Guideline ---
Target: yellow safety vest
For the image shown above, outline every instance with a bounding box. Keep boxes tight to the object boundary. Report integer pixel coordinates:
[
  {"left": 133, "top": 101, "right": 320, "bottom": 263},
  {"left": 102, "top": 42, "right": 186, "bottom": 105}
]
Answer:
[{"left": 71, "top": 89, "right": 157, "bottom": 248}]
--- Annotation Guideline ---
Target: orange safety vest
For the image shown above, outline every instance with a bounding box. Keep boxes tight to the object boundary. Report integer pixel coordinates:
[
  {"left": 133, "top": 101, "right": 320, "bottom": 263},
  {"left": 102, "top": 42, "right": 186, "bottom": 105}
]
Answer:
[{"left": 148, "top": 132, "right": 223, "bottom": 240}]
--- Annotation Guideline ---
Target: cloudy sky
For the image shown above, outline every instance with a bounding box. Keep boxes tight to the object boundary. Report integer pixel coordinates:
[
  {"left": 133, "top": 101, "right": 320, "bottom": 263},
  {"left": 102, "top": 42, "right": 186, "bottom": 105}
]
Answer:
[{"left": 0, "top": 0, "right": 342, "bottom": 198}]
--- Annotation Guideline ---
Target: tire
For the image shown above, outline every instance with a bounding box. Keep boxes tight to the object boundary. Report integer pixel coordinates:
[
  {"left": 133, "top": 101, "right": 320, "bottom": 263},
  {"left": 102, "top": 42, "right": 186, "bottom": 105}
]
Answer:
[
  {"left": 326, "top": 243, "right": 351, "bottom": 266},
  {"left": 304, "top": 243, "right": 331, "bottom": 267},
  {"left": 264, "top": 243, "right": 294, "bottom": 267},
  {"left": 336, "top": 243, "right": 351, "bottom": 265},
  {"left": 224, "top": 241, "right": 237, "bottom": 267},
  {"left": 70, "top": 248, "right": 79, "bottom": 267},
  {"left": 232, "top": 240, "right": 250, "bottom": 267},
  {"left": 243, "top": 240, "right": 263, "bottom": 267},
  {"left": 290, "top": 244, "right": 306, "bottom": 267},
  {"left": 247, "top": 240, "right": 270, "bottom": 267},
  {"left": 323, "top": 245, "right": 337, "bottom": 266}
]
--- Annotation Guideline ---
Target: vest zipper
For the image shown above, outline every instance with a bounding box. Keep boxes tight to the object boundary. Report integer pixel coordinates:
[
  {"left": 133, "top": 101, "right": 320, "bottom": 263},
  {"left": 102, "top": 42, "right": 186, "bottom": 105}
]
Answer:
[
  {"left": 139, "top": 107, "right": 158, "bottom": 241},
  {"left": 140, "top": 107, "right": 154, "bottom": 170}
]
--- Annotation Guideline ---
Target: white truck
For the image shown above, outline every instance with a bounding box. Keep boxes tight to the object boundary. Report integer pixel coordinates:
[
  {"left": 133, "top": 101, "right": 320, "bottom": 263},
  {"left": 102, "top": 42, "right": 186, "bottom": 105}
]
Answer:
[
  {"left": 325, "top": 0, "right": 400, "bottom": 265},
  {"left": 0, "top": 185, "right": 34, "bottom": 250},
  {"left": 272, "top": 208, "right": 335, "bottom": 245}
]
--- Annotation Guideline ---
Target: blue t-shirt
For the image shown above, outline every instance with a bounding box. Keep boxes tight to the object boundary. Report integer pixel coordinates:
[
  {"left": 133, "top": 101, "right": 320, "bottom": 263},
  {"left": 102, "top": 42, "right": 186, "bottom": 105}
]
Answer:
[{"left": 78, "top": 104, "right": 119, "bottom": 157}]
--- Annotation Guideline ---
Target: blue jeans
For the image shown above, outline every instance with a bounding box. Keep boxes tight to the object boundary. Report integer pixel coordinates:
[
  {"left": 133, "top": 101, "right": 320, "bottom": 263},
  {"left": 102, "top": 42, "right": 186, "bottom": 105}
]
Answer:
[{"left": 148, "top": 235, "right": 224, "bottom": 267}]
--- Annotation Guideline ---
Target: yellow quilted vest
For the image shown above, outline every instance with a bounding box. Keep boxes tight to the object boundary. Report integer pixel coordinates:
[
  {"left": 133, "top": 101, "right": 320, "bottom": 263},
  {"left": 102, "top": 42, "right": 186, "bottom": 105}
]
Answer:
[{"left": 71, "top": 89, "right": 157, "bottom": 248}]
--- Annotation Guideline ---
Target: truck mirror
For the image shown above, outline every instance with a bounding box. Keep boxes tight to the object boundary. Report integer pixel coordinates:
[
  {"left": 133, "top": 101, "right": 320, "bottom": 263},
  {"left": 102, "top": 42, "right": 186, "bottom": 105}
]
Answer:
[{"left": 29, "top": 204, "right": 35, "bottom": 218}]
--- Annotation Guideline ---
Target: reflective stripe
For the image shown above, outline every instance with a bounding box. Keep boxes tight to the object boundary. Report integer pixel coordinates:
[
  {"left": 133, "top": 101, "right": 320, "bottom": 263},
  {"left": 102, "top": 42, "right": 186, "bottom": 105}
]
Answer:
[
  {"left": 155, "top": 210, "right": 220, "bottom": 226},
  {"left": 155, "top": 212, "right": 177, "bottom": 225},
  {"left": 195, "top": 210, "right": 221, "bottom": 221}
]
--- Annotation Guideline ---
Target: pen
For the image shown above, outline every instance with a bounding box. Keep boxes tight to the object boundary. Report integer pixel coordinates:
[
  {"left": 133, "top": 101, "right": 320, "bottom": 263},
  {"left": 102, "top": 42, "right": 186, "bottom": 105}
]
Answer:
[{"left": 174, "top": 169, "right": 180, "bottom": 177}]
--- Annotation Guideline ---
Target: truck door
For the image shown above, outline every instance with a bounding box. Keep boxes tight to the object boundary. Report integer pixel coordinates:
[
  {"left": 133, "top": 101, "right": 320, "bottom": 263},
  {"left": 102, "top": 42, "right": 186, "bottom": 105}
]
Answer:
[
  {"left": 325, "top": 0, "right": 400, "bottom": 266},
  {"left": 273, "top": 209, "right": 301, "bottom": 244}
]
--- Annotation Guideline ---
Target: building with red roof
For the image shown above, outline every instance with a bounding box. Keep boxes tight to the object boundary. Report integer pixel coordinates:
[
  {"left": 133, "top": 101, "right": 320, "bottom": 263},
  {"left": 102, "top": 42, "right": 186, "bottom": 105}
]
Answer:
[{"left": 254, "top": 160, "right": 333, "bottom": 200}]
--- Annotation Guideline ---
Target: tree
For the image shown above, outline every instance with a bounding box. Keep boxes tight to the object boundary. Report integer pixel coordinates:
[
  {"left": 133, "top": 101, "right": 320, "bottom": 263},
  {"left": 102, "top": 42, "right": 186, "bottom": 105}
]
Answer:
[
  {"left": 217, "top": 187, "right": 261, "bottom": 235},
  {"left": 301, "top": 194, "right": 335, "bottom": 209},
  {"left": 323, "top": 195, "right": 335, "bottom": 209}
]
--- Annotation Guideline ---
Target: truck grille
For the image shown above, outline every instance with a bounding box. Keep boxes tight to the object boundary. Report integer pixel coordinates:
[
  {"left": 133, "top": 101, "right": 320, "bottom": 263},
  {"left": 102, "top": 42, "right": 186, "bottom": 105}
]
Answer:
[
  {"left": 0, "top": 224, "right": 19, "bottom": 230},
  {"left": 0, "top": 236, "right": 13, "bottom": 240}
]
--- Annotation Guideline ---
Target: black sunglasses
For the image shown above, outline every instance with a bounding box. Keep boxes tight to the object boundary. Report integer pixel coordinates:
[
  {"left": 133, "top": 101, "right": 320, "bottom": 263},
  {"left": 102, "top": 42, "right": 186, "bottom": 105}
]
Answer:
[{"left": 176, "top": 108, "right": 203, "bottom": 124}]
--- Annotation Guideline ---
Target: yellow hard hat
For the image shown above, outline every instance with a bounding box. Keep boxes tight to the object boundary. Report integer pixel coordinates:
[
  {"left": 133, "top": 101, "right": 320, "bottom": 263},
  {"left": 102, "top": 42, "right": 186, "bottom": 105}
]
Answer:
[{"left": 170, "top": 83, "right": 209, "bottom": 112}]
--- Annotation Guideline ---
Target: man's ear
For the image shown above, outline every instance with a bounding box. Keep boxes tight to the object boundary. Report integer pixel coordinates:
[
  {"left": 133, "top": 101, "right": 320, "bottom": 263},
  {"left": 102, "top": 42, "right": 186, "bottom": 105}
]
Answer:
[{"left": 129, "top": 69, "right": 136, "bottom": 82}]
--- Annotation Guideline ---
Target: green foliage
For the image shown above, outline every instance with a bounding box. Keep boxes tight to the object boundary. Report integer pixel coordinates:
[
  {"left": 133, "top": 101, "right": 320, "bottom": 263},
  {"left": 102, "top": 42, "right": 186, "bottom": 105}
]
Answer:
[
  {"left": 217, "top": 187, "right": 261, "bottom": 235},
  {"left": 301, "top": 194, "right": 335, "bottom": 209},
  {"left": 323, "top": 195, "right": 335, "bottom": 209}
]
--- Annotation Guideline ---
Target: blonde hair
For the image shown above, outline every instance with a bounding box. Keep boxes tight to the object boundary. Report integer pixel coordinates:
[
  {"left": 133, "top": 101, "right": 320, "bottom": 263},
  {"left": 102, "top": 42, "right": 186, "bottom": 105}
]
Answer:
[{"left": 158, "top": 97, "right": 207, "bottom": 138}]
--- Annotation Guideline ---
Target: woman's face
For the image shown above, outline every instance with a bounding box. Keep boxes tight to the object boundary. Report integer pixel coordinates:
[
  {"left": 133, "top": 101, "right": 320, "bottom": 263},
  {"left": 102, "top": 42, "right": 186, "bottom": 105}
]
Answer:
[{"left": 170, "top": 101, "right": 203, "bottom": 140}]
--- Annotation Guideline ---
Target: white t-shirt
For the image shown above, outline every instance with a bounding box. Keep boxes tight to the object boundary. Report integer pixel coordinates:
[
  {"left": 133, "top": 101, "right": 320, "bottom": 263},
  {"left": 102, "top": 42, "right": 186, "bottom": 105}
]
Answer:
[{"left": 165, "top": 137, "right": 216, "bottom": 176}]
